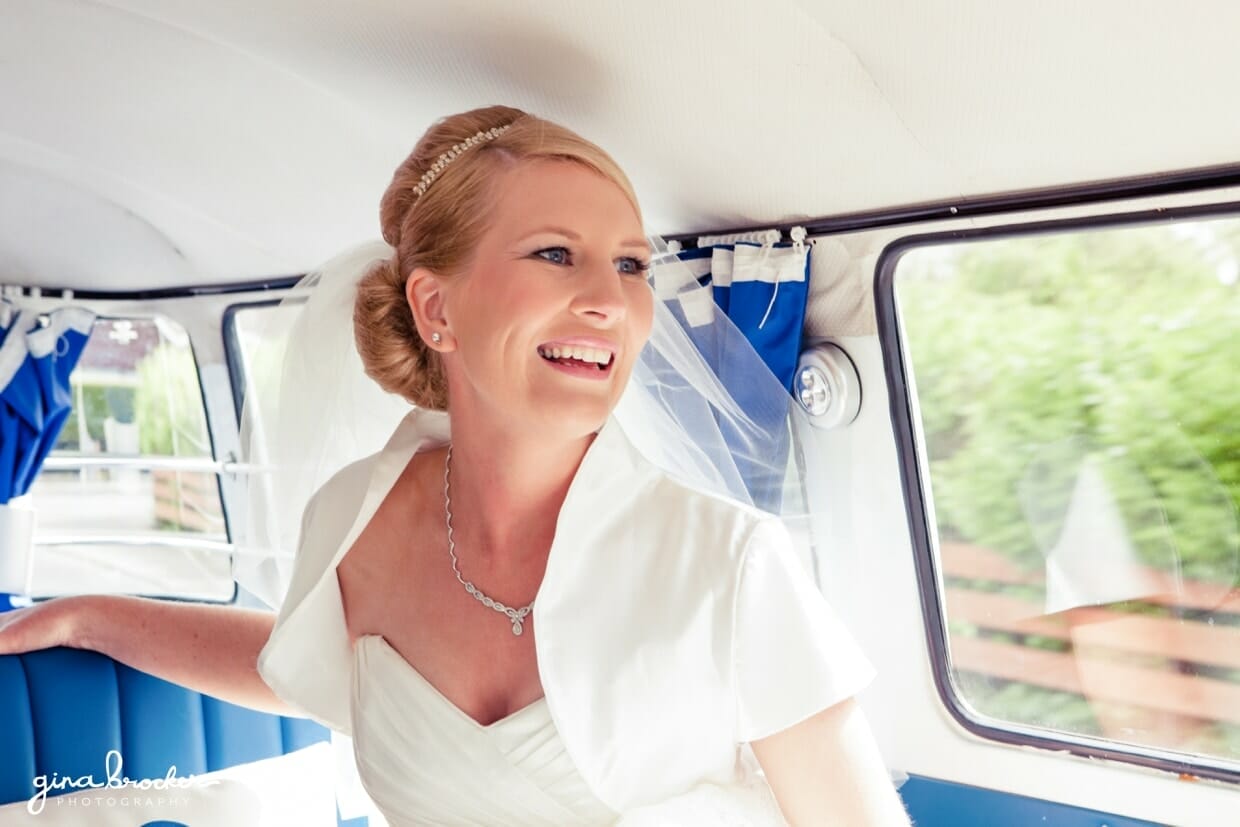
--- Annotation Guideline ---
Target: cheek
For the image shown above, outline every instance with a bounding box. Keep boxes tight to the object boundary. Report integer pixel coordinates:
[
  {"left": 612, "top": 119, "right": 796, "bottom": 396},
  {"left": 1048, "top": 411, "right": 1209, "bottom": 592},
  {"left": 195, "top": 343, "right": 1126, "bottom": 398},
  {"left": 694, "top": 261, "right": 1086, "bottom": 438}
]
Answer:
[
  {"left": 629, "top": 286, "right": 656, "bottom": 344},
  {"left": 500, "top": 270, "right": 562, "bottom": 316},
  {"left": 458, "top": 273, "right": 542, "bottom": 338},
  {"left": 470, "top": 283, "right": 562, "bottom": 367}
]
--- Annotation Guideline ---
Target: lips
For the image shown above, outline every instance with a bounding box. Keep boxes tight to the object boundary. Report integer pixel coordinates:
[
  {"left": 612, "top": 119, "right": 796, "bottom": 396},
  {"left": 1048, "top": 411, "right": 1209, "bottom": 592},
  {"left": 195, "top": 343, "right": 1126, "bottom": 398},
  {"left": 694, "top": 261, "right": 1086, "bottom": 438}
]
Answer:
[
  {"left": 537, "top": 340, "right": 616, "bottom": 378},
  {"left": 537, "top": 343, "right": 614, "bottom": 369}
]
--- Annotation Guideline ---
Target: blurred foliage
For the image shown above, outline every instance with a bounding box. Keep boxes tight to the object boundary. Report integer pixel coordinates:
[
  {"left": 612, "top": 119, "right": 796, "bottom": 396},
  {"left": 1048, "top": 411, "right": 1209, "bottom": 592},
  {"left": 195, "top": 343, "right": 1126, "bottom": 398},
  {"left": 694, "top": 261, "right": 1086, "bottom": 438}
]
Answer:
[
  {"left": 58, "top": 386, "right": 137, "bottom": 451},
  {"left": 899, "top": 220, "right": 1240, "bottom": 583},
  {"left": 905, "top": 219, "right": 1240, "bottom": 762},
  {"left": 956, "top": 672, "right": 1103, "bottom": 736},
  {"left": 235, "top": 308, "right": 293, "bottom": 433},
  {"left": 958, "top": 669, "right": 1240, "bottom": 760},
  {"left": 104, "top": 386, "right": 135, "bottom": 424},
  {"left": 134, "top": 343, "right": 211, "bottom": 457}
]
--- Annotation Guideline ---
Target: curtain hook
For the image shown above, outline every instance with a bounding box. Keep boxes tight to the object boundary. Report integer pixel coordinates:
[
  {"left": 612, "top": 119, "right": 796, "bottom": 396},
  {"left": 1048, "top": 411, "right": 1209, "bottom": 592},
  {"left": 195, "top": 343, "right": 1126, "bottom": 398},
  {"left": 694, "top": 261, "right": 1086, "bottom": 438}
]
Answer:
[
  {"left": 756, "top": 229, "right": 809, "bottom": 331},
  {"left": 790, "top": 226, "right": 808, "bottom": 255},
  {"left": 757, "top": 228, "right": 780, "bottom": 268},
  {"left": 757, "top": 229, "right": 784, "bottom": 331}
]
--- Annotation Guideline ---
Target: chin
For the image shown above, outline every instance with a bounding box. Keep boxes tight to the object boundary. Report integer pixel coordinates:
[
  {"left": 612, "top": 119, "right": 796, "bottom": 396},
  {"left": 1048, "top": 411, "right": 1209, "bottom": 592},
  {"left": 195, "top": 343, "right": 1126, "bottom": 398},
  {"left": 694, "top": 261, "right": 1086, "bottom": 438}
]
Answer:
[{"left": 529, "top": 396, "right": 614, "bottom": 441}]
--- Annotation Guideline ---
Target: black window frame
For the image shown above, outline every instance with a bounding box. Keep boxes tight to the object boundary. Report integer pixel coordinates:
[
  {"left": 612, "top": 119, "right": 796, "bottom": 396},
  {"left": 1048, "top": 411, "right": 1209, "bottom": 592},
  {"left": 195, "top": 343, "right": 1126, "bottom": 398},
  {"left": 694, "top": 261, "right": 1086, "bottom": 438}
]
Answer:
[
  {"left": 222, "top": 298, "right": 286, "bottom": 424},
  {"left": 32, "top": 311, "right": 235, "bottom": 604},
  {"left": 875, "top": 199, "right": 1240, "bottom": 785}
]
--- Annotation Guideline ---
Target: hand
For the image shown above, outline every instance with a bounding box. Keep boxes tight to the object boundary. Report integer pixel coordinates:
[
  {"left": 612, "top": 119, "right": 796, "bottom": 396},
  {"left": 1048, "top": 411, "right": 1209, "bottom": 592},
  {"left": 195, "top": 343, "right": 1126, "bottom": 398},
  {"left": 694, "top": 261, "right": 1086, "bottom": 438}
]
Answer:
[{"left": 0, "top": 597, "right": 87, "bottom": 655}]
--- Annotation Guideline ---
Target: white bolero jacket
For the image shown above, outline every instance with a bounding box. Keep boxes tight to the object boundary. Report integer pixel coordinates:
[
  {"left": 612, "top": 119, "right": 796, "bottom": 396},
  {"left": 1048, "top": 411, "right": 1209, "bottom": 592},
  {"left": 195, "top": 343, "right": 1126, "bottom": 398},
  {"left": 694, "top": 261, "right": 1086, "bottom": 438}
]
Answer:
[{"left": 258, "top": 407, "right": 875, "bottom": 814}]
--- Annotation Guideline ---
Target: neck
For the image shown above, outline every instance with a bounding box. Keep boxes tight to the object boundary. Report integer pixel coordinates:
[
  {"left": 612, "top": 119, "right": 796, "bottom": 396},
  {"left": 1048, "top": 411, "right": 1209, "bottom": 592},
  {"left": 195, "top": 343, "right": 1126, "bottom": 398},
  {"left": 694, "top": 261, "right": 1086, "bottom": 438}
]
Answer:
[{"left": 442, "top": 411, "right": 597, "bottom": 564}]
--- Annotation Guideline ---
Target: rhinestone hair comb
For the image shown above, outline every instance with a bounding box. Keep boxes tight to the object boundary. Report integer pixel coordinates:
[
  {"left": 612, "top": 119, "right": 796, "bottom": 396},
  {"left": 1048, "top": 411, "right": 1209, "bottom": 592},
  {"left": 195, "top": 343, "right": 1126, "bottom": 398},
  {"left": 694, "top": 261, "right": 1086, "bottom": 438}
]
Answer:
[{"left": 412, "top": 124, "right": 512, "bottom": 201}]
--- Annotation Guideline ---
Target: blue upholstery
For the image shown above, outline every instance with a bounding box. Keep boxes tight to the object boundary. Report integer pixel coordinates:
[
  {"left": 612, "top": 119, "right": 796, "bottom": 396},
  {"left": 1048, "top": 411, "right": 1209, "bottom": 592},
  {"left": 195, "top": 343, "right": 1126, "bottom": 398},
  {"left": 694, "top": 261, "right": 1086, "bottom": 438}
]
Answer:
[
  {"left": 0, "top": 655, "right": 37, "bottom": 806},
  {"left": 1, "top": 647, "right": 1165, "bottom": 826},
  {"left": 900, "top": 774, "right": 1162, "bottom": 827},
  {"left": 0, "top": 647, "right": 332, "bottom": 807}
]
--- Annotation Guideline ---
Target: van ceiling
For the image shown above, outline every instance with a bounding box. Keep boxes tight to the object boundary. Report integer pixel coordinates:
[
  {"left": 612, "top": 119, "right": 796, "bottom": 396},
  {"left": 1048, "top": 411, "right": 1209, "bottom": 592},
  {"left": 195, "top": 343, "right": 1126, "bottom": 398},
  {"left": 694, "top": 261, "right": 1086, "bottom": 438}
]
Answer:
[{"left": 4, "top": 0, "right": 1240, "bottom": 290}]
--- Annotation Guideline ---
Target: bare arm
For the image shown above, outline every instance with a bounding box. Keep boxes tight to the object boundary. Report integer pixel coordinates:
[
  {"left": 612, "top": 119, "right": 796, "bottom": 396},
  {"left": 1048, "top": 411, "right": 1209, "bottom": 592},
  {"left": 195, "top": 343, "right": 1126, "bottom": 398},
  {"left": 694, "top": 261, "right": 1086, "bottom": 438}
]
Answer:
[
  {"left": 0, "top": 595, "right": 296, "bottom": 716},
  {"left": 750, "top": 698, "right": 911, "bottom": 827}
]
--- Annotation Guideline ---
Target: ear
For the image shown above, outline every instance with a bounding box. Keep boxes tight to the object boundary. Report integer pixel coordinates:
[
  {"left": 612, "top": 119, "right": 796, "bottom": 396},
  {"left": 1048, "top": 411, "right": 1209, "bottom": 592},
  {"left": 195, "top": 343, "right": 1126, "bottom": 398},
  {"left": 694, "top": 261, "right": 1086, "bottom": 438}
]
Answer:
[{"left": 404, "top": 266, "right": 455, "bottom": 351}]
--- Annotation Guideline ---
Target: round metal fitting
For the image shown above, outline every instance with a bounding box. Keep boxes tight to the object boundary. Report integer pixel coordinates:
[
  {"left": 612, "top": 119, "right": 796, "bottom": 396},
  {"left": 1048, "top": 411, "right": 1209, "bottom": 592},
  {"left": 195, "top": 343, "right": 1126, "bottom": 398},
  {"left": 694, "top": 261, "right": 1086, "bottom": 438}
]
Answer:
[{"left": 794, "top": 342, "right": 861, "bottom": 429}]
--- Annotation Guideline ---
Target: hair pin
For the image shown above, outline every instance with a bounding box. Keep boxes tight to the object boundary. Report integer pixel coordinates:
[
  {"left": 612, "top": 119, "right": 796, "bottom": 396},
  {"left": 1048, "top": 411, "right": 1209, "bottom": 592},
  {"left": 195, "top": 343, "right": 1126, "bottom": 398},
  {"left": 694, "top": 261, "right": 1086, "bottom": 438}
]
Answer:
[{"left": 412, "top": 124, "right": 512, "bottom": 201}]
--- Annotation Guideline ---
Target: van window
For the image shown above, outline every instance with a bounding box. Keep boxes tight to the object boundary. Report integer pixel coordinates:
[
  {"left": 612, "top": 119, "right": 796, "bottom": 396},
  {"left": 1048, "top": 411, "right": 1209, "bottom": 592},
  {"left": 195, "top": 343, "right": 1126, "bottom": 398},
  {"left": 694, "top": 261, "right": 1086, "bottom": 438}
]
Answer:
[
  {"left": 223, "top": 300, "right": 300, "bottom": 427},
  {"left": 27, "top": 316, "right": 232, "bottom": 601},
  {"left": 885, "top": 214, "right": 1240, "bottom": 770}
]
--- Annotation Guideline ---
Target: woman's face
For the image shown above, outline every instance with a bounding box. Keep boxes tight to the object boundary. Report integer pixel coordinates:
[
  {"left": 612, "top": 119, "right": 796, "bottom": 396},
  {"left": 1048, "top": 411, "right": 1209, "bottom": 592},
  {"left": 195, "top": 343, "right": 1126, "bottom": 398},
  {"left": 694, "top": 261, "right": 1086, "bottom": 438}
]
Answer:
[{"left": 438, "top": 159, "right": 653, "bottom": 438}]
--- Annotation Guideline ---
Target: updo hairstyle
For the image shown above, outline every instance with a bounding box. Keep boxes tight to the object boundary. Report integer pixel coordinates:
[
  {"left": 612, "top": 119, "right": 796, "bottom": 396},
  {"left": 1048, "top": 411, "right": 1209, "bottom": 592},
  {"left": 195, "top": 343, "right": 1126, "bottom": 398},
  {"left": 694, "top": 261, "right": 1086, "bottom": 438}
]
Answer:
[{"left": 353, "top": 105, "right": 641, "bottom": 410}]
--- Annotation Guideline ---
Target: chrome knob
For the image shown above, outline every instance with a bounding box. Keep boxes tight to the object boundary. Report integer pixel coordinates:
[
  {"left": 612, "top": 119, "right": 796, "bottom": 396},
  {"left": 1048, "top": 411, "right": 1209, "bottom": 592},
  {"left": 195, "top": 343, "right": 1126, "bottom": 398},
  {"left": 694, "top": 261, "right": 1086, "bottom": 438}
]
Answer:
[
  {"left": 797, "top": 366, "right": 833, "bottom": 416},
  {"left": 794, "top": 342, "right": 861, "bottom": 429}
]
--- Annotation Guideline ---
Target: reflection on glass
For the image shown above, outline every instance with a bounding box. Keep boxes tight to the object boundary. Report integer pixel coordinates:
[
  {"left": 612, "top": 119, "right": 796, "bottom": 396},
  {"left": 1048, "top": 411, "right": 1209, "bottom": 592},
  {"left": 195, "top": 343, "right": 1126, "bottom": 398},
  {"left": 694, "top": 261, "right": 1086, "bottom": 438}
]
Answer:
[
  {"left": 29, "top": 316, "right": 229, "bottom": 600},
  {"left": 896, "top": 217, "right": 1240, "bottom": 765},
  {"left": 229, "top": 302, "right": 302, "bottom": 436}
]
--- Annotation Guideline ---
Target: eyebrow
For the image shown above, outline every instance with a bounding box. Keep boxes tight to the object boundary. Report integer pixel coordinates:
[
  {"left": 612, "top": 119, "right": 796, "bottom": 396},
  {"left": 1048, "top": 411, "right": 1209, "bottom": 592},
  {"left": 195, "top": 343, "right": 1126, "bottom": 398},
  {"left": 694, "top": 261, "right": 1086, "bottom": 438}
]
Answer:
[{"left": 518, "top": 226, "right": 649, "bottom": 250}]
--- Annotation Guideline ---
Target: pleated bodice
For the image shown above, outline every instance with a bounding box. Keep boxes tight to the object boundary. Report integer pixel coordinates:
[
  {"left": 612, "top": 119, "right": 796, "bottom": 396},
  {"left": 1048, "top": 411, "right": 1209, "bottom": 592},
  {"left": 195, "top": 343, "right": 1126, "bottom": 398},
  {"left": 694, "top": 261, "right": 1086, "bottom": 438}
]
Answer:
[{"left": 350, "top": 634, "right": 619, "bottom": 827}]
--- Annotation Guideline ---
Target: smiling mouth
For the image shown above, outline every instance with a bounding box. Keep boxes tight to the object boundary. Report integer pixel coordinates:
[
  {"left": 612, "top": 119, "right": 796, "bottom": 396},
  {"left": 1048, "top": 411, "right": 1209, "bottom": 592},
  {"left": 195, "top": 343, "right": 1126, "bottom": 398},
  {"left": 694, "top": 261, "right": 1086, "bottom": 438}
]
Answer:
[{"left": 537, "top": 344, "right": 615, "bottom": 372}]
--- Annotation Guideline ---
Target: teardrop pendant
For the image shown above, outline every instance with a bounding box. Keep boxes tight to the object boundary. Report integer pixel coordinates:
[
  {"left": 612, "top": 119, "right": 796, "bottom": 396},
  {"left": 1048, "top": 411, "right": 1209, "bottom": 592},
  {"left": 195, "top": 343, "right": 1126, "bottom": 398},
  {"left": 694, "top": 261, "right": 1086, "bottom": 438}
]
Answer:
[{"left": 445, "top": 445, "right": 535, "bottom": 640}]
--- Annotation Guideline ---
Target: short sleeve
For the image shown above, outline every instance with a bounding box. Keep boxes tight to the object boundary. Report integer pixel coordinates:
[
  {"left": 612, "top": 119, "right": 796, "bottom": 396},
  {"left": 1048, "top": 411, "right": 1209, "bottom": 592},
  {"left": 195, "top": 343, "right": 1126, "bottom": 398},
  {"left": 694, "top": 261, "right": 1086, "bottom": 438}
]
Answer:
[
  {"left": 272, "top": 487, "right": 326, "bottom": 616},
  {"left": 257, "top": 462, "right": 370, "bottom": 735},
  {"left": 732, "top": 517, "right": 877, "bottom": 743}
]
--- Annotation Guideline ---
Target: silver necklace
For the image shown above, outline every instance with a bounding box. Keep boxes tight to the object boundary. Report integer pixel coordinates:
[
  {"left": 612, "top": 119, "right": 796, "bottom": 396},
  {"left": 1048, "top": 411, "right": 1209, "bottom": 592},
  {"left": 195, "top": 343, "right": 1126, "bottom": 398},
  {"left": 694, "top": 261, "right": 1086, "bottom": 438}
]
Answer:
[{"left": 443, "top": 445, "right": 534, "bottom": 636}]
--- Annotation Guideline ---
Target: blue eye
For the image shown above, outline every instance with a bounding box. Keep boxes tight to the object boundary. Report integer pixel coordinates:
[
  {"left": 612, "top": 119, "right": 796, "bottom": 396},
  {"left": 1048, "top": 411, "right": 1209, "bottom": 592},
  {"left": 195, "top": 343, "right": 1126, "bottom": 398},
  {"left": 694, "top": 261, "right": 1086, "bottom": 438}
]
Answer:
[
  {"left": 535, "top": 247, "right": 571, "bottom": 265},
  {"left": 616, "top": 257, "right": 651, "bottom": 276}
]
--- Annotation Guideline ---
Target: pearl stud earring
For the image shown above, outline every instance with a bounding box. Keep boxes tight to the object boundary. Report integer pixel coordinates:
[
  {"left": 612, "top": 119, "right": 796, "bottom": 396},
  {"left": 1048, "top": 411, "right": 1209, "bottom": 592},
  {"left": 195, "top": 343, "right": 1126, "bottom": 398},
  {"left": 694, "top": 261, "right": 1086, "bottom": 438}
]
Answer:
[{"left": 431, "top": 332, "right": 442, "bottom": 344}]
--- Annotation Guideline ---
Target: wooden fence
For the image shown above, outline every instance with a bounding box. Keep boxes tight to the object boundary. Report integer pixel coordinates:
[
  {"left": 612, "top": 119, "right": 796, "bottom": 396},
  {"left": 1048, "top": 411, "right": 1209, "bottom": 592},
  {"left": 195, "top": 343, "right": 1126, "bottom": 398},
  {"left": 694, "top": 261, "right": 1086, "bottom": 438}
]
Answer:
[
  {"left": 940, "top": 541, "right": 1240, "bottom": 751},
  {"left": 152, "top": 469, "right": 226, "bottom": 535}
]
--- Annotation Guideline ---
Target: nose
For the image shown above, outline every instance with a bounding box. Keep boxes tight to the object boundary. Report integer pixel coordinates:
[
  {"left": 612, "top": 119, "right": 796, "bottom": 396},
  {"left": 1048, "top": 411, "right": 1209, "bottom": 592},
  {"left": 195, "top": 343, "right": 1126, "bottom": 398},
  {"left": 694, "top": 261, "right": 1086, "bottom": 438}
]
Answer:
[{"left": 570, "top": 261, "right": 627, "bottom": 324}]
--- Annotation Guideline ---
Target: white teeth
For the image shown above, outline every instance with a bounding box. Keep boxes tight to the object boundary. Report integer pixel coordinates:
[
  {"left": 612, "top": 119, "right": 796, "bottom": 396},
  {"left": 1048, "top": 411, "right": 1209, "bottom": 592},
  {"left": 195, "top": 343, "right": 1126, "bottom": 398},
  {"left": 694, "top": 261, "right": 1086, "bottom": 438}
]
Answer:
[{"left": 539, "top": 345, "right": 613, "bottom": 365}]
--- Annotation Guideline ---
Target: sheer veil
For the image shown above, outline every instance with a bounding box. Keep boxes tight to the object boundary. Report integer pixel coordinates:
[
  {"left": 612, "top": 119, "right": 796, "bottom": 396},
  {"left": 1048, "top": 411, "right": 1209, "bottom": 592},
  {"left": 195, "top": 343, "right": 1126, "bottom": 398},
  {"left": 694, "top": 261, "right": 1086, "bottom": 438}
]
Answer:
[{"left": 233, "top": 237, "right": 815, "bottom": 609}]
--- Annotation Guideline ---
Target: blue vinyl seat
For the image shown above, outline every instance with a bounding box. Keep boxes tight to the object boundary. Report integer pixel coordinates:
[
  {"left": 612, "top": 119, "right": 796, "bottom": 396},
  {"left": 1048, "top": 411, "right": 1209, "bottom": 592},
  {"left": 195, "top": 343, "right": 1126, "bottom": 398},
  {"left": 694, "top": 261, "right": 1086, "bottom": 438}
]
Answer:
[
  {"left": 3, "top": 648, "right": 1162, "bottom": 826},
  {"left": 0, "top": 647, "right": 330, "bottom": 809}
]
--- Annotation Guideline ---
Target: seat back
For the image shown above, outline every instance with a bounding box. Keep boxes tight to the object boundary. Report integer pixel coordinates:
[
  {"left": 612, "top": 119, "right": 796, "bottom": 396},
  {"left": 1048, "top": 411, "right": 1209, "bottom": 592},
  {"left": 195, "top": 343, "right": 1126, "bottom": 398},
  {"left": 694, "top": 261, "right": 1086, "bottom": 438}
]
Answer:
[{"left": 0, "top": 647, "right": 329, "bottom": 807}]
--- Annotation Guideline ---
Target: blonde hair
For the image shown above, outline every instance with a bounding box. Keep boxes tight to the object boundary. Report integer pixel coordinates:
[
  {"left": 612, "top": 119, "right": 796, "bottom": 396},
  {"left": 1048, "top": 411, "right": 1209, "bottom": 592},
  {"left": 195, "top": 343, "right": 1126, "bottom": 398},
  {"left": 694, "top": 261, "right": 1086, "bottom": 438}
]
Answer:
[{"left": 353, "top": 105, "right": 641, "bottom": 410}]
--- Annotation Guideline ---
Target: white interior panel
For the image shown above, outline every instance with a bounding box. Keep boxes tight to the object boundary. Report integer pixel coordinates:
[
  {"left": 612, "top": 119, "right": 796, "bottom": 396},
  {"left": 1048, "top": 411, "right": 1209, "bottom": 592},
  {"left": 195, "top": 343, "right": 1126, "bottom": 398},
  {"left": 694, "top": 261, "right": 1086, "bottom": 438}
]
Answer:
[{"left": 5, "top": 0, "right": 1240, "bottom": 288}]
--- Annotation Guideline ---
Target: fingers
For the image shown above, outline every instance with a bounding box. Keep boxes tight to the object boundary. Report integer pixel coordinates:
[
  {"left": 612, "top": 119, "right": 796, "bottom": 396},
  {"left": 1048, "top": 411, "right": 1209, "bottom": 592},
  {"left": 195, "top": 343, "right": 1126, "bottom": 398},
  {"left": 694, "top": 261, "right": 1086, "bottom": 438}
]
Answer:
[{"left": 0, "top": 600, "right": 75, "bottom": 655}]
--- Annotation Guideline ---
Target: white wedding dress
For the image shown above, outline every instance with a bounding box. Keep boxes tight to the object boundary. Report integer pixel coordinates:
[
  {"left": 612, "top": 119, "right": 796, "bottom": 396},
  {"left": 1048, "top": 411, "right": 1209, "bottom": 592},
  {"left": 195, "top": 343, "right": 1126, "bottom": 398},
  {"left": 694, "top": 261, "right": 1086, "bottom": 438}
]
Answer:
[
  {"left": 348, "top": 632, "right": 787, "bottom": 826},
  {"left": 259, "top": 409, "right": 870, "bottom": 826},
  {"left": 350, "top": 633, "right": 619, "bottom": 826}
]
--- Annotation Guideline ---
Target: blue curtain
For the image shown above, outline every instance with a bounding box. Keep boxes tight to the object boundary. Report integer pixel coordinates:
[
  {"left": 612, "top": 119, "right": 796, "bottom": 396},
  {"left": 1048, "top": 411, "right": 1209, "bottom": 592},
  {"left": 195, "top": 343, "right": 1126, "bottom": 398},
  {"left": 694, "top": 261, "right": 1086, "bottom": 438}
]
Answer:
[
  {"left": 675, "top": 239, "right": 810, "bottom": 390},
  {"left": 0, "top": 312, "right": 45, "bottom": 505},
  {"left": 666, "top": 237, "right": 810, "bottom": 510},
  {"left": 0, "top": 306, "right": 95, "bottom": 505}
]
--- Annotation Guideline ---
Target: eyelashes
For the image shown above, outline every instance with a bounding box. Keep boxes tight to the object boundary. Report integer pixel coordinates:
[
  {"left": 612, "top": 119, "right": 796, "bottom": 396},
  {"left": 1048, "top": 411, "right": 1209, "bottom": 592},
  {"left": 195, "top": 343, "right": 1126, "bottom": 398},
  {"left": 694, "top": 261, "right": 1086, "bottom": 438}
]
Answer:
[
  {"left": 616, "top": 257, "right": 651, "bottom": 276},
  {"left": 533, "top": 247, "right": 651, "bottom": 276},
  {"left": 534, "top": 247, "right": 571, "bottom": 265}
]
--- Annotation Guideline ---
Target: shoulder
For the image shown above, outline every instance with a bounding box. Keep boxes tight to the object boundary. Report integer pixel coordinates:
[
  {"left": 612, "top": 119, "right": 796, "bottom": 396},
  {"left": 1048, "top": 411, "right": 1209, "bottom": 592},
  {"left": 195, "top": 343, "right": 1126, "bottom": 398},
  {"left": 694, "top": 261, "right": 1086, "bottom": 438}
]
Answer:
[
  {"left": 548, "top": 424, "right": 774, "bottom": 603},
  {"left": 629, "top": 438, "right": 776, "bottom": 546},
  {"left": 298, "top": 406, "right": 446, "bottom": 533},
  {"left": 277, "top": 451, "right": 384, "bottom": 617},
  {"left": 604, "top": 416, "right": 772, "bottom": 526},
  {"left": 528, "top": 424, "right": 799, "bottom": 626},
  {"left": 299, "top": 452, "right": 381, "bottom": 533},
  {"left": 621, "top": 441, "right": 812, "bottom": 620}
]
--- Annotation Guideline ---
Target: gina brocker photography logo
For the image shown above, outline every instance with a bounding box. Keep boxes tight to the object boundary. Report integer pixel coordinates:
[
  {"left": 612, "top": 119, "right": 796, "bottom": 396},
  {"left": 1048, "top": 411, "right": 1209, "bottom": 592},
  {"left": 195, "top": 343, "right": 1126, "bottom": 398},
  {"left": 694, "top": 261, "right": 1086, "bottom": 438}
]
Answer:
[{"left": 27, "top": 750, "right": 216, "bottom": 815}]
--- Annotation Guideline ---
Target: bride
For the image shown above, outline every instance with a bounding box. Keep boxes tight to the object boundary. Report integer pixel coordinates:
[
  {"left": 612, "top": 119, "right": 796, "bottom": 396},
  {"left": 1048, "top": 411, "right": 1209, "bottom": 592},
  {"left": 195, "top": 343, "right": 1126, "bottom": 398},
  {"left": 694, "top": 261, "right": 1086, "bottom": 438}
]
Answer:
[{"left": 0, "top": 105, "right": 909, "bottom": 826}]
